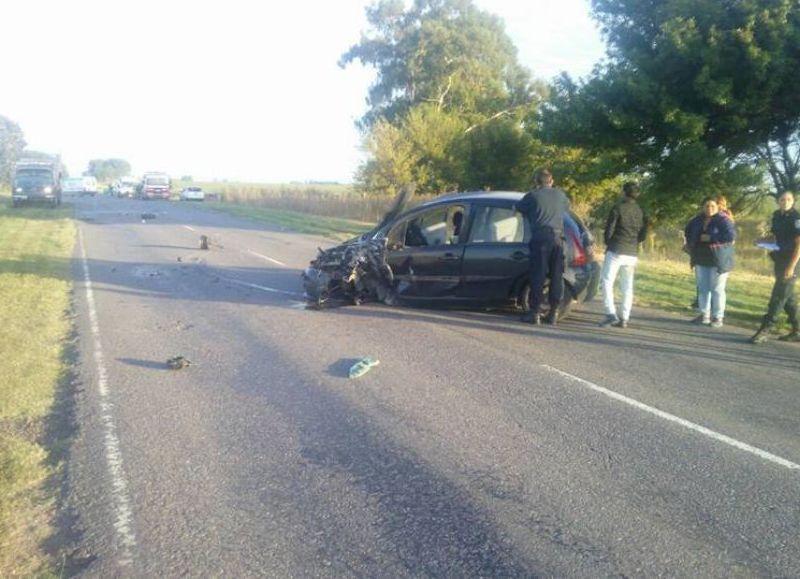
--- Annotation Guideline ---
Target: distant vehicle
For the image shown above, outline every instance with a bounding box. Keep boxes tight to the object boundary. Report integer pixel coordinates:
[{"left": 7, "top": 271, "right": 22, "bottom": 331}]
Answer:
[
  {"left": 12, "top": 159, "right": 62, "bottom": 207},
  {"left": 80, "top": 176, "right": 98, "bottom": 196},
  {"left": 138, "top": 172, "right": 171, "bottom": 200},
  {"left": 113, "top": 177, "right": 139, "bottom": 198},
  {"left": 180, "top": 186, "right": 205, "bottom": 201},
  {"left": 62, "top": 177, "right": 85, "bottom": 194}
]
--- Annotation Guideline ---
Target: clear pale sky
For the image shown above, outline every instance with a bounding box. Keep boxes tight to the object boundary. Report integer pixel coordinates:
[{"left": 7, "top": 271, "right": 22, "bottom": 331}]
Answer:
[{"left": 2, "top": 0, "right": 605, "bottom": 182}]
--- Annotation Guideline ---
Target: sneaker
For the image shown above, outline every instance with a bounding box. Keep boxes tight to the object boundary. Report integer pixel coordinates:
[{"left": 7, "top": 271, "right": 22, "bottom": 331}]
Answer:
[
  {"left": 778, "top": 331, "right": 800, "bottom": 342},
  {"left": 612, "top": 319, "right": 629, "bottom": 329},
  {"left": 691, "top": 315, "right": 711, "bottom": 325},
  {"left": 710, "top": 318, "right": 723, "bottom": 328},
  {"left": 599, "top": 314, "right": 619, "bottom": 328}
]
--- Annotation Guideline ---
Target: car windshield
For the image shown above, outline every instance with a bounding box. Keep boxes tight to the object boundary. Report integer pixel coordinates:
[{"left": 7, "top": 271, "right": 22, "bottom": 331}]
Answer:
[
  {"left": 15, "top": 170, "right": 52, "bottom": 186},
  {"left": 146, "top": 177, "right": 169, "bottom": 186}
]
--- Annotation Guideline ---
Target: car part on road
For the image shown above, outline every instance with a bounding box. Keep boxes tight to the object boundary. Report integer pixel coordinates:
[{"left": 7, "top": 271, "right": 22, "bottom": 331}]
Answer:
[
  {"left": 166, "top": 356, "right": 191, "bottom": 370},
  {"left": 349, "top": 357, "right": 380, "bottom": 378},
  {"left": 200, "top": 235, "right": 209, "bottom": 250},
  {"left": 141, "top": 212, "right": 157, "bottom": 221}
]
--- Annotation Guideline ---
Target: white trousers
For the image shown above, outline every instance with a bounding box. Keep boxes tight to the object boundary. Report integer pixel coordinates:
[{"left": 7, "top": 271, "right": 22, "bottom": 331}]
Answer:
[{"left": 602, "top": 251, "right": 638, "bottom": 321}]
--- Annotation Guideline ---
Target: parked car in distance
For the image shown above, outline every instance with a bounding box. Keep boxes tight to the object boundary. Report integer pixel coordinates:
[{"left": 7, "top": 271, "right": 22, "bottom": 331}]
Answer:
[
  {"left": 62, "top": 177, "right": 85, "bottom": 195},
  {"left": 180, "top": 186, "right": 205, "bottom": 201},
  {"left": 80, "top": 176, "right": 98, "bottom": 196},
  {"left": 113, "top": 177, "right": 139, "bottom": 198},
  {"left": 303, "top": 191, "right": 600, "bottom": 317}
]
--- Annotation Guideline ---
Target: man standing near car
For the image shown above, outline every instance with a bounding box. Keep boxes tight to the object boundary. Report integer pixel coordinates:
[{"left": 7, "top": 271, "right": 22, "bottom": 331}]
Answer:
[
  {"left": 515, "top": 169, "right": 570, "bottom": 325},
  {"left": 599, "top": 181, "right": 648, "bottom": 329},
  {"left": 750, "top": 190, "right": 800, "bottom": 344}
]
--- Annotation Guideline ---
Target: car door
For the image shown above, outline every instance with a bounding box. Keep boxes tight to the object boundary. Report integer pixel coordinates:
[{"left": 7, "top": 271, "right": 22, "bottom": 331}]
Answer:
[
  {"left": 458, "top": 203, "right": 530, "bottom": 303},
  {"left": 385, "top": 203, "right": 467, "bottom": 299}
]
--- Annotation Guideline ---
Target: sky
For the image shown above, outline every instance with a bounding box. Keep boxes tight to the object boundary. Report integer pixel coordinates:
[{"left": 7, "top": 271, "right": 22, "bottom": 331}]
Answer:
[{"left": 1, "top": 0, "right": 606, "bottom": 183}]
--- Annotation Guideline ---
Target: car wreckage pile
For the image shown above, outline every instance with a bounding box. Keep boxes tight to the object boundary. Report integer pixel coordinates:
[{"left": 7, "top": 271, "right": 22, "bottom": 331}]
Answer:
[{"left": 302, "top": 238, "right": 396, "bottom": 308}]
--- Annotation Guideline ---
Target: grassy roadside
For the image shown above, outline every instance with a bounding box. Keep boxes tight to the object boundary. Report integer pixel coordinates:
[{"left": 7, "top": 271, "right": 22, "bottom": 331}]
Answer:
[
  {"left": 0, "top": 199, "right": 75, "bottom": 576},
  {"left": 635, "top": 257, "right": 776, "bottom": 330},
  {"left": 208, "top": 201, "right": 372, "bottom": 241}
]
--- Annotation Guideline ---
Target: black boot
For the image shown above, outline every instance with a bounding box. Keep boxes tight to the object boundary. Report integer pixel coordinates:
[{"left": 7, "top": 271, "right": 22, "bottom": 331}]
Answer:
[
  {"left": 544, "top": 308, "right": 558, "bottom": 325},
  {"left": 778, "top": 323, "right": 800, "bottom": 342},
  {"left": 750, "top": 322, "right": 774, "bottom": 344},
  {"left": 522, "top": 311, "right": 541, "bottom": 325}
]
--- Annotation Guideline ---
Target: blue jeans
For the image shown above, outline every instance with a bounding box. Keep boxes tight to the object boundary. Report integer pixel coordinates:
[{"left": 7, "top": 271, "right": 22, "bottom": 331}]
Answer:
[{"left": 695, "top": 266, "right": 729, "bottom": 320}]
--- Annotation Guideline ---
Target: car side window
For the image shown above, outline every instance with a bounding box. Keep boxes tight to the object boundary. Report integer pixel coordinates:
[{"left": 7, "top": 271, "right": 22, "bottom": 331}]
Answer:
[
  {"left": 404, "top": 205, "right": 465, "bottom": 247},
  {"left": 468, "top": 206, "right": 529, "bottom": 243}
]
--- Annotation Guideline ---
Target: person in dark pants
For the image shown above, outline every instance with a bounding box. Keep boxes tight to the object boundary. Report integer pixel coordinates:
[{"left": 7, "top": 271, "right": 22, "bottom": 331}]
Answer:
[
  {"left": 751, "top": 191, "right": 800, "bottom": 343},
  {"left": 515, "top": 169, "right": 570, "bottom": 325}
]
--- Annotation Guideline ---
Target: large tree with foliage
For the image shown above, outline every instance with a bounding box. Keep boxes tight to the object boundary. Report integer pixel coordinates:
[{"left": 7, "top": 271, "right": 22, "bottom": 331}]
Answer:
[
  {"left": 0, "top": 116, "right": 26, "bottom": 187},
  {"left": 542, "top": 0, "right": 800, "bottom": 220},
  {"left": 87, "top": 158, "right": 131, "bottom": 182},
  {"left": 342, "top": 0, "right": 550, "bottom": 194}
]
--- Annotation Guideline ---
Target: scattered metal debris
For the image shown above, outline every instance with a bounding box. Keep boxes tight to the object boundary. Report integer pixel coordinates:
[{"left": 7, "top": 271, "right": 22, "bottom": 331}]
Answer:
[
  {"left": 302, "top": 239, "right": 396, "bottom": 308},
  {"left": 200, "top": 235, "right": 209, "bottom": 250},
  {"left": 166, "top": 356, "right": 191, "bottom": 370},
  {"left": 349, "top": 357, "right": 380, "bottom": 379},
  {"left": 301, "top": 185, "right": 413, "bottom": 309},
  {"left": 141, "top": 212, "right": 157, "bottom": 221}
]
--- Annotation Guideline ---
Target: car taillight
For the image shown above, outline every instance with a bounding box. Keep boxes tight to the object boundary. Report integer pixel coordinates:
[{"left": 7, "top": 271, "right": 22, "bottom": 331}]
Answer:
[{"left": 568, "top": 230, "right": 587, "bottom": 267}]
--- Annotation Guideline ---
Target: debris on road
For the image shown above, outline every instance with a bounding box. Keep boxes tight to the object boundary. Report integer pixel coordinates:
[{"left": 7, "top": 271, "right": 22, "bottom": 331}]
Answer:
[
  {"left": 349, "top": 357, "right": 380, "bottom": 379},
  {"left": 141, "top": 212, "right": 157, "bottom": 221},
  {"left": 166, "top": 356, "right": 191, "bottom": 370},
  {"left": 301, "top": 186, "right": 413, "bottom": 309},
  {"left": 302, "top": 239, "right": 396, "bottom": 308},
  {"left": 200, "top": 235, "right": 209, "bottom": 250}
]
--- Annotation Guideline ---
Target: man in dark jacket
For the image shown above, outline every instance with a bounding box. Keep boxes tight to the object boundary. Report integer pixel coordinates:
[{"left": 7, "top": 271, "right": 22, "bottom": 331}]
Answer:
[
  {"left": 751, "top": 191, "right": 800, "bottom": 343},
  {"left": 515, "top": 169, "right": 570, "bottom": 325},
  {"left": 599, "top": 182, "right": 648, "bottom": 328}
]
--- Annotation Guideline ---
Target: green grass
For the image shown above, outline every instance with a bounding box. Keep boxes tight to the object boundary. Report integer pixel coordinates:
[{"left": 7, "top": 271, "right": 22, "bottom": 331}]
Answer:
[
  {"left": 635, "top": 257, "right": 776, "bottom": 329},
  {"left": 0, "top": 200, "right": 75, "bottom": 576},
  {"left": 209, "top": 201, "right": 373, "bottom": 241}
]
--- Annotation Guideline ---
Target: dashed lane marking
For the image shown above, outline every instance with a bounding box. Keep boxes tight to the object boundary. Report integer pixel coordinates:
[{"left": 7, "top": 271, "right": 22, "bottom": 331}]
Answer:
[
  {"left": 542, "top": 364, "right": 800, "bottom": 471},
  {"left": 247, "top": 249, "right": 287, "bottom": 267},
  {"left": 79, "top": 229, "right": 138, "bottom": 566}
]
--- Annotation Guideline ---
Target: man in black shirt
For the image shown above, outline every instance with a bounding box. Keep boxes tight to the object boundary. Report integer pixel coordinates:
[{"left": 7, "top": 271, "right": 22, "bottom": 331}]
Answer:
[
  {"left": 515, "top": 169, "right": 570, "bottom": 325},
  {"left": 751, "top": 191, "right": 800, "bottom": 344}
]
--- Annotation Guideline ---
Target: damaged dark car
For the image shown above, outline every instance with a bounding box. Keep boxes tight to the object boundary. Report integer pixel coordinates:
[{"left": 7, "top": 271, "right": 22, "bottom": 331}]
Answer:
[{"left": 302, "top": 191, "right": 600, "bottom": 317}]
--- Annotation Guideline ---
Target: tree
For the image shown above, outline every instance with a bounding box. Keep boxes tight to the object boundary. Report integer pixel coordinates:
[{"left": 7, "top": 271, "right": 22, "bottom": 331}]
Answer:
[
  {"left": 344, "top": 0, "right": 548, "bottom": 194},
  {"left": 87, "top": 158, "right": 131, "bottom": 182},
  {"left": 542, "top": 0, "right": 800, "bottom": 218},
  {"left": 340, "top": 0, "right": 539, "bottom": 129},
  {"left": 0, "top": 116, "right": 26, "bottom": 187}
]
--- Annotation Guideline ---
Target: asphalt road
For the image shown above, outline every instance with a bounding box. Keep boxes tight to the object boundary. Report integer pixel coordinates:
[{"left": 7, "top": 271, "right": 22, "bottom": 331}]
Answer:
[{"left": 64, "top": 194, "right": 800, "bottom": 578}]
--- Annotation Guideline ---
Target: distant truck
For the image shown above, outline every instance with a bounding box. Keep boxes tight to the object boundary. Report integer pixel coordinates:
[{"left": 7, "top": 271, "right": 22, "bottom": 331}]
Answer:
[
  {"left": 12, "top": 159, "right": 62, "bottom": 207},
  {"left": 137, "top": 172, "right": 171, "bottom": 200}
]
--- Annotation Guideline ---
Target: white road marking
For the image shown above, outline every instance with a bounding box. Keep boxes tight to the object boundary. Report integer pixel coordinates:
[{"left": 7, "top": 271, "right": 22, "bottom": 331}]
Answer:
[
  {"left": 79, "top": 229, "right": 138, "bottom": 564},
  {"left": 247, "top": 249, "right": 287, "bottom": 267},
  {"left": 183, "top": 225, "right": 197, "bottom": 232},
  {"left": 542, "top": 365, "right": 800, "bottom": 471},
  {"left": 220, "top": 276, "right": 304, "bottom": 298}
]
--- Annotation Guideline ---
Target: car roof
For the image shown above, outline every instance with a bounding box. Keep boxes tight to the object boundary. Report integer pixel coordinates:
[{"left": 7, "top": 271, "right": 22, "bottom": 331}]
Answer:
[{"left": 419, "top": 191, "right": 525, "bottom": 207}]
